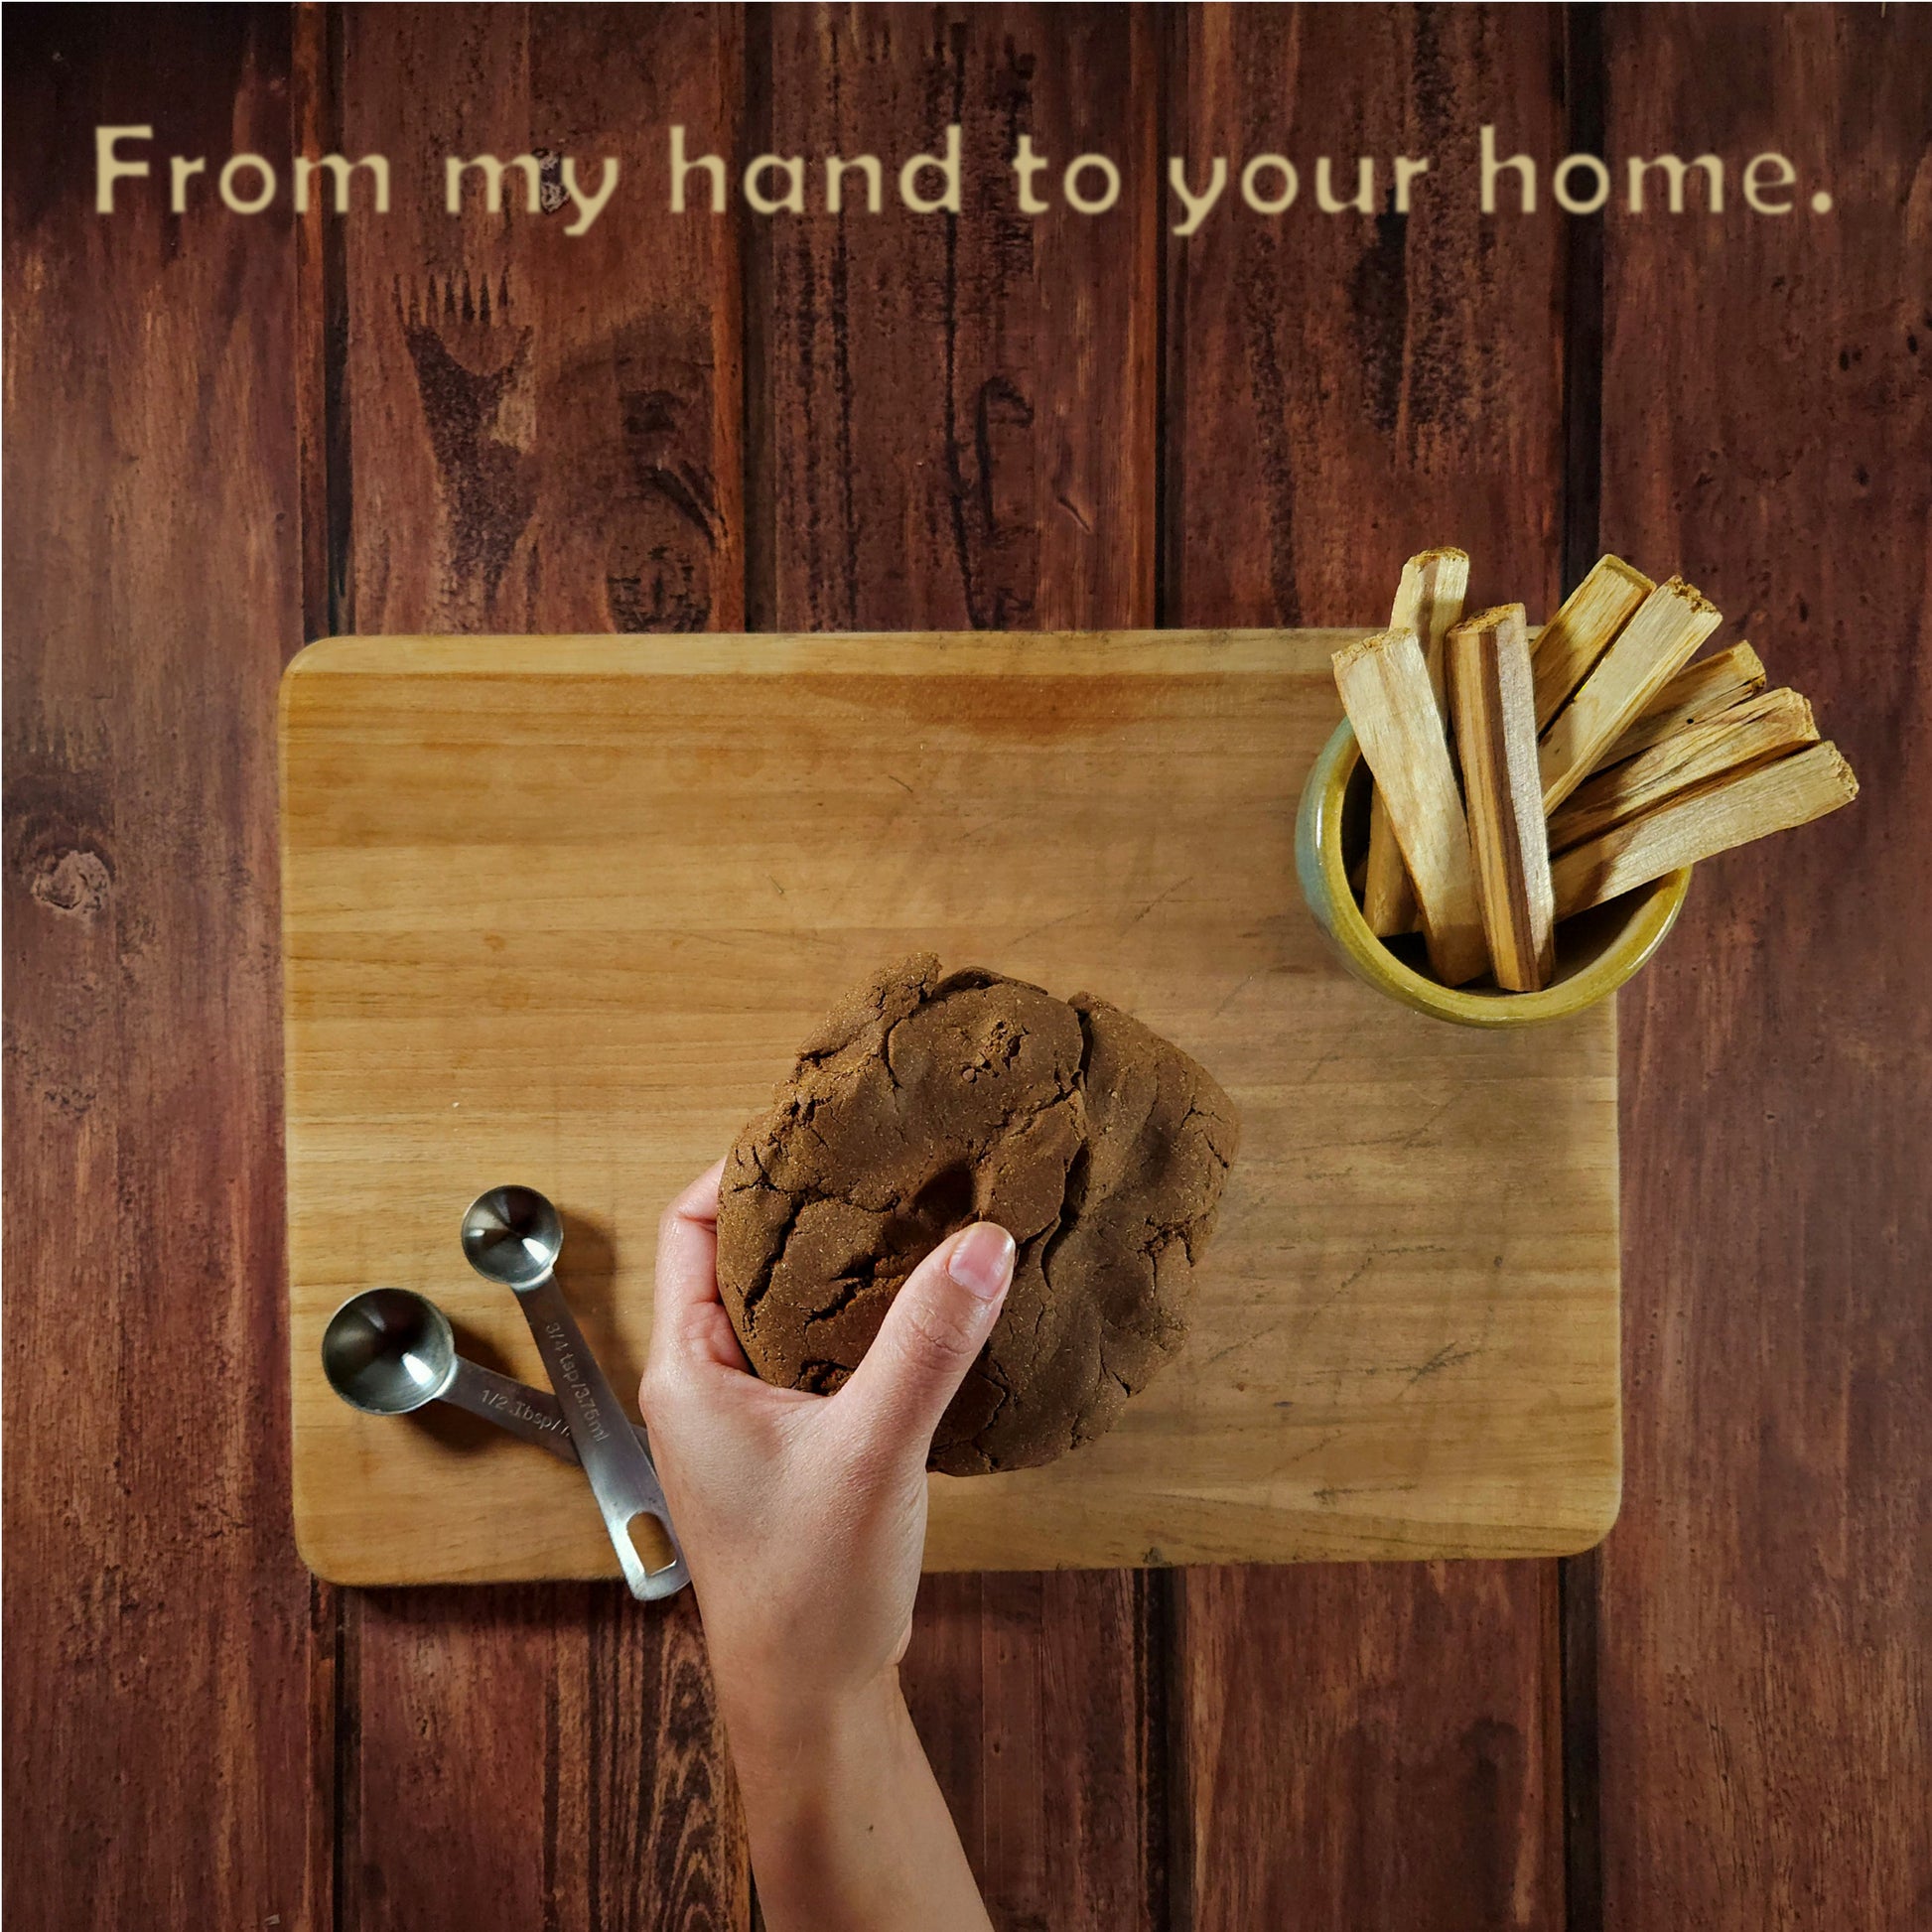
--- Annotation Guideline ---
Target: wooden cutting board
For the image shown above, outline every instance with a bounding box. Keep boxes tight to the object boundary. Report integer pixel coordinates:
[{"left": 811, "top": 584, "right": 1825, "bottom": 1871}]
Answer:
[{"left": 282, "top": 631, "right": 1621, "bottom": 1584}]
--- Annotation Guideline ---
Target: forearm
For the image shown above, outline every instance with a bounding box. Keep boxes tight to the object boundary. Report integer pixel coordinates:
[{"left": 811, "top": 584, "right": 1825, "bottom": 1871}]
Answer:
[{"left": 723, "top": 1674, "right": 992, "bottom": 1932}]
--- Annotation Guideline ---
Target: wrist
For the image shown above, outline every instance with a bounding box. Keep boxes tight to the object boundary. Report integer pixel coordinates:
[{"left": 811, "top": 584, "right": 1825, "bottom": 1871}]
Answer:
[
  {"left": 725, "top": 1673, "right": 984, "bottom": 1931},
  {"left": 720, "top": 1665, "right": 907, "bottom": 1790}
]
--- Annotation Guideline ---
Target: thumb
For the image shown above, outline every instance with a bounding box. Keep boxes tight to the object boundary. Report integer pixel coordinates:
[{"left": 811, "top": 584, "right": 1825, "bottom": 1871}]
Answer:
[{"left": 837, "top": 1223, "right": 1016, "bottom": 1454}]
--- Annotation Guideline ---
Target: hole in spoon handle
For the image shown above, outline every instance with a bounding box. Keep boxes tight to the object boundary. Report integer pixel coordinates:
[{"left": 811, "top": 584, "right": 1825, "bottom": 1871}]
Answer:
[{"left": 626, "top": 1513, "right": 679, "bottom": 1578}]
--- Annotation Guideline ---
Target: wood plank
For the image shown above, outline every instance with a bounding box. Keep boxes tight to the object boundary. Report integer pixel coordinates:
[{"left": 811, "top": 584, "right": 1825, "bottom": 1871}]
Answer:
[
  {"left": 345, "top": 1587, "right": 741, "bottom": 1928},
  {"left": 757, "top": 8, "right": 1163, "bottom": 1919},
  {"left": 328, "top": 7, "right": 750, "bottom": 1927},
  {"left": 0, "top": 8, "right": 323, "bottom": 1926},
  {"left": 759, "top": 2, "right": 1158, "bottom": 631},
  {"left": 900, "top": 1571, "right": 1167, "bottom": 1932},
  {"left": 1593, "top": 8, "right": 1932, "bottom": 1927},
  {"left": 1180, "top": 1565, "right": 1560, "bottom": 1928},
  {"left": 1166, "top": 7, "right": 1570, "bottom": 1926},
  {"left": 340, "top": 2, "right": 744, "bottom": 634}
]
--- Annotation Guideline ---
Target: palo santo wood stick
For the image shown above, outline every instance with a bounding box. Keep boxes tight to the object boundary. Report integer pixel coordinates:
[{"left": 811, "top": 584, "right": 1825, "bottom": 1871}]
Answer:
[
  {"left": 1550, "top": 686, "right": 1817, "bottom": 854},
  {"left": 1590, "top": 640, "right": 1767, "bottom": 771},
  {"left": 1531, "top": 554, "right": 1655, "bottom": 729},
  {"left": 1539, "top": 575, "right": 1722, "bottom": 814},
  {"left": 1448, "top": 604, "right": 1555, "bottom": 990},
  {"left": 1333, "top": 627, "right": 1488, "bottom": 986},
  {"left": 1361, "top": 547, "right": 1470, "bottom": 936},
  {"left": 1550, "top": 741, "right": 1858, "bottom": 919}
]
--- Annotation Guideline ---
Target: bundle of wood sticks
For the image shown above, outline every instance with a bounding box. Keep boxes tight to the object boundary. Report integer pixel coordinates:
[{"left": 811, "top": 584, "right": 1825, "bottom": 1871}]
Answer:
[{"left": 1333, "top": 549, "right": 1859, "bottom": 992}]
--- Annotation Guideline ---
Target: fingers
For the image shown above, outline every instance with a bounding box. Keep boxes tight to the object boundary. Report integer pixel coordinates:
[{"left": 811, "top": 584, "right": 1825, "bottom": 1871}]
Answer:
[
  {"left": 836, "top": 1223, "right": 1015, "bottom": 1455},
  {"left": 668, "top": 1158, "right": 725, "bottom": 1227},
  {"left": 647, "top": 1157, "right": 750, "bottom": 1379}
]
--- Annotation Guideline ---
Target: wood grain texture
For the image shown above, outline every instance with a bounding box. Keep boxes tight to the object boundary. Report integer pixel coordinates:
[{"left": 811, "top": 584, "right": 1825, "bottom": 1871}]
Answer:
[
  {"left": 1363, "top": 547, "right": 1470, "bottom": 936},
  {"left": 325, "top": 8, "right": 751, "bottom": 1927},
  {"left": 1538, "top": 576, "right": 1722, "bottom": 811},
  {"left": 339, "top": 2, "right": 745, "bottom": 634},
  {"left": 758, "top": 3, "right": 1159, "bottom": 630},
  {"left": 1449, "top": 605, "right": 1556, "bottom": 991},
  {"left": 1179, "top": 1564, "right": 1561, "bottom": 1931},
  {"left": 1549, "top": 686, "right": 1819, "bottom": 856},
  {"left": 1, "top": 9, "right": 323, "bottom": 1927},
  {"left": 1592, "top": 640, "right": 1767, "bottom": 770},
  {"left": 898, "top": 1569, "right": 1167, "bottom": 1932},
  {"left": 1529, "top": 554, "right": 1653, "bottom": 730},
  {"left": 1166, "top": 7, "right": 1571, "bottom": 1927},
  {"left": 1551, "top": 741, "right": 1857, "bottom": 918},
  {"left": 1334, "top": 626, "right": 1488, "bottom": 985},
  {"left": 1165, "top": 7, "right": 1567, "bottom": 624},
  {"left": 754, "top": 12, "right": 1165, "bottom": 1920},
  {"left": 1595, "top": 8, "right": 1932, "bottom": 1926},
  {"left": 342, "top": 1587, "right": 740, "bottom": 1930}
]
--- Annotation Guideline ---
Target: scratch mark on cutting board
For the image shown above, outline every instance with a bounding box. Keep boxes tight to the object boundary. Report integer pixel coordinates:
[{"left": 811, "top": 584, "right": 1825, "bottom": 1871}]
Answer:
[
  {"left": 1205, "top": 1319, "right": 1282, "bottom": 1367},
  {"left": 1312, "top": 1480, "right": 1421, "bottom": 1508},
  {"left": 1121, "top": 875, "right": 1194, "bottom": 932},
  {"left": 1008, "top": 906, "right": 1079, "bottom": 948},
  {"left": 1397, "top": 1093, "right": 1458, "bottom": 1147},
  {"left": 1401, "top": 1340, "right": 1481, "bottom": 1389},
  {"left": 1277, "top": 1430, "right": 1343, "bottom": 1471},
  {"left": 1295, "top": 1256, "right": 1372, "bottom": 1342},
  {"left": 1214, "top": 970, "right": 1259, "bottom": 1017}
]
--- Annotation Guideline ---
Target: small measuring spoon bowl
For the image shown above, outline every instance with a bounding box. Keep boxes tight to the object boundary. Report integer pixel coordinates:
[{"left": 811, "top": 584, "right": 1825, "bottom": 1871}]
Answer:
[{"left": 460, "top": 1183, "right": 563, "bottom": 1288}]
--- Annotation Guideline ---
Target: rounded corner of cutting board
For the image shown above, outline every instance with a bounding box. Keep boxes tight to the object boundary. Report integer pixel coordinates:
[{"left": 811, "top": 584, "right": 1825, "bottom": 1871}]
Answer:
[
  {"left": 279, "top": 635, "right": 362, "bottom": 745},
  {"left": 292, "top": 1504, "right": 377, "bottom": 1589},
  {"left": 1557, "top": 1464, "right": 1625, "bottom": 1558},
  {"left": 282, "top": 633, "right": 361, "bottom": 682}
]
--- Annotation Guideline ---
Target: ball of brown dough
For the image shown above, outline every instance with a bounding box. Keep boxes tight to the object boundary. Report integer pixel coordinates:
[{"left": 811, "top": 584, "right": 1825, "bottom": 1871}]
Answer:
[{"left": 715, "top": 955, "right": 1239, "bottom": 1474}]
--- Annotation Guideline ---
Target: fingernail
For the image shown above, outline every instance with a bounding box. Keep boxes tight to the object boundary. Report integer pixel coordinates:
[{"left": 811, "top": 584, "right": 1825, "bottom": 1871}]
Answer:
[{"left": 948, "top": 1223, "right": 1016, "bottom": 1302}]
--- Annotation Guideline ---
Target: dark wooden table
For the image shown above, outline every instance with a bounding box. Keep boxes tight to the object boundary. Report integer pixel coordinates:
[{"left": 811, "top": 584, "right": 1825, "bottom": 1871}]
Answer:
[{"left": 6, "top": 7, "right": 1927, "bottom": 1927}]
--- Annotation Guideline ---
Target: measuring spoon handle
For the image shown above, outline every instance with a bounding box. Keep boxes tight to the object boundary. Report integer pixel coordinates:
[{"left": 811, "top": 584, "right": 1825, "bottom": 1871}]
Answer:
[
  {"left": 444, "top": 1358, "right": 579, "bottom": 1462},
  {"left": 442, "top": 1359, "right": 654, "bottom": 1468},
  {"left": 513, "top": 1276, "right": 688, "bottom": 1600}
]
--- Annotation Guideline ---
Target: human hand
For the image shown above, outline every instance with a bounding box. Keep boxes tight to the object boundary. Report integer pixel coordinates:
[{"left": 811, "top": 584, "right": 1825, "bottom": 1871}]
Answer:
[{"left": 638, "top": 1158, "right": 1016, "bottom": 1749}]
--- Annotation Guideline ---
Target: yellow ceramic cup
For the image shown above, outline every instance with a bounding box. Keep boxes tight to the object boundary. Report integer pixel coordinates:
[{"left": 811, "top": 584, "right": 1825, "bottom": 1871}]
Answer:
[{"left": 1295, "top": 719, "right": 1690, "bottom": 1028}]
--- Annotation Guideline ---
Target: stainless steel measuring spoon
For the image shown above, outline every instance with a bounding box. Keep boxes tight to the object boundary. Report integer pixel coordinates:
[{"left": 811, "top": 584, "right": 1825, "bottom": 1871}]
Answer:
[
  {"left": 320, "top": 1287, "right": 650, "bottom": 1468},
  {"left": 461, "top": 1184, "right": 688, "bottom": 1601}
]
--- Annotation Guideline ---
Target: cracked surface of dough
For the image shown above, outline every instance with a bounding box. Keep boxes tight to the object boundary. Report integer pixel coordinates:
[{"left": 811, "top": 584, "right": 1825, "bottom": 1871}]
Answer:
[{"left": 716, "top": 955, "right": 1239, "bottom": 1474}]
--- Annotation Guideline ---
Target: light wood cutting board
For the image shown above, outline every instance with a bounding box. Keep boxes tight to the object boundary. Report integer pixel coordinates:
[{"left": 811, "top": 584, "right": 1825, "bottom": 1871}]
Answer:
[{"left": 282, "top": 631, "right": 1621, "bottom": 1584}]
